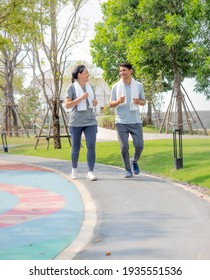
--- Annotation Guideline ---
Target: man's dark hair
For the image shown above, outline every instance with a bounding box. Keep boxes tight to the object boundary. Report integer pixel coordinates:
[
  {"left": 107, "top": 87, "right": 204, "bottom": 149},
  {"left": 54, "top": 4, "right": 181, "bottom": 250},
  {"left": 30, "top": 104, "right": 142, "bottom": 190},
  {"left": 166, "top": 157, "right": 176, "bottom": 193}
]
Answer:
[{"left": 119, "top": 62, "right": 133, "bottom": 70}]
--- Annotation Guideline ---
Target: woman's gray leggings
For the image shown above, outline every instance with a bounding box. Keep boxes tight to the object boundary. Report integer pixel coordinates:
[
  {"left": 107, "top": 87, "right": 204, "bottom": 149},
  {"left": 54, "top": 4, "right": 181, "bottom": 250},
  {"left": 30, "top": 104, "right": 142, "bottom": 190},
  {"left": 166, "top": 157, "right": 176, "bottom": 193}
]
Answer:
[{"left": 70, "top": 125, "right": 97, "bottom": 171}]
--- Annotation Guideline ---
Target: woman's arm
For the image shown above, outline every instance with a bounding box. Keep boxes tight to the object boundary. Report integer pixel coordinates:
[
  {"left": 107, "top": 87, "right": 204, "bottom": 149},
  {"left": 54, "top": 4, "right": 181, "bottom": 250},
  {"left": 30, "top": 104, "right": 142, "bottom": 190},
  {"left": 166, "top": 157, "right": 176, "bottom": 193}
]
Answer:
[{"left": 64, "top": 93, "right": 88, "bottom": 109}]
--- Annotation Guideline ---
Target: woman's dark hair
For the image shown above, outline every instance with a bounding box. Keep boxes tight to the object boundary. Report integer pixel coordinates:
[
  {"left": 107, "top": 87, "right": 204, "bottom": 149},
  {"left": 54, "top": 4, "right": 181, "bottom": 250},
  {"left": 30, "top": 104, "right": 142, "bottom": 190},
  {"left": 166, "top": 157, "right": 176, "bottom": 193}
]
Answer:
[
  {"left": 119, "top": 62, "right": 133, "bottom": 70},
  {"left": 72, "top": 64, "right": 86, "bottom": 83}
]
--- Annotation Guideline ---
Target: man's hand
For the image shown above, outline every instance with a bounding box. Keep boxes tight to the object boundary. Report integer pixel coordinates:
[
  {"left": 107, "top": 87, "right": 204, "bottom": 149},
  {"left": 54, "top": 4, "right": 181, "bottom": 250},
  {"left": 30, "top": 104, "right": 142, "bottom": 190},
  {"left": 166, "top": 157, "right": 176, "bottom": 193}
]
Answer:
[
  {"left": 133, "top": 98, "right": 139, "bottom": 104},
  {"left": 118, "top": 96, "right": 126, "bottom": 104},
  {"left": 133, "top": 98, "right": 145, "bottom": 106}
]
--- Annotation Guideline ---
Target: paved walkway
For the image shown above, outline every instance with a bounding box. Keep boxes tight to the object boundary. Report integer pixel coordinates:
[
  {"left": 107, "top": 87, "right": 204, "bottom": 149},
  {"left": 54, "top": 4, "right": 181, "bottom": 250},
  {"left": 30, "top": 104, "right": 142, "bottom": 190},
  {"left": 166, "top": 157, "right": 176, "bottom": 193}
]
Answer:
[{"left": 0, "top": 128, "right": 210, "bottom": 260}]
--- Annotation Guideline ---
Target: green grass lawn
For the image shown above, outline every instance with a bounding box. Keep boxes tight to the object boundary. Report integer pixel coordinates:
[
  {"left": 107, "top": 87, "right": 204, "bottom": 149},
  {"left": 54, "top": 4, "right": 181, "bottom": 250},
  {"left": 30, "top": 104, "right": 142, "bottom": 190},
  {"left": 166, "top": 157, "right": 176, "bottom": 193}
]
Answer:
[{"left": 2, "top": 134, "right": 210, "bottom": 190}]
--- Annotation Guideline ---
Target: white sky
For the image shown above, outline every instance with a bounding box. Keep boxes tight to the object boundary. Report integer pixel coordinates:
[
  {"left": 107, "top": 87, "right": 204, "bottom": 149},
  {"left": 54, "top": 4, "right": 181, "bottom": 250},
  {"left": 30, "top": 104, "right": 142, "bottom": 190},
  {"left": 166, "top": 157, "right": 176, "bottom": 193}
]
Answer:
[
  {"left": 163, "top": 78, "right": 210, "bottom": 112},
  {"left": 59, "top": 0, "right": 104, "bottom": 62}
]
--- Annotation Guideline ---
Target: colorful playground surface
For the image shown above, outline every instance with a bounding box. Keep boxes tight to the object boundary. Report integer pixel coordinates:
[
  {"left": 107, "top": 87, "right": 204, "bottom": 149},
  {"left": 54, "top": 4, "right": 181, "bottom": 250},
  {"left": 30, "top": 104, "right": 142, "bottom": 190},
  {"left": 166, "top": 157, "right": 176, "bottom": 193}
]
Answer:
[{"left": 0, "top": 162, "right": 84, "bottom": 260}]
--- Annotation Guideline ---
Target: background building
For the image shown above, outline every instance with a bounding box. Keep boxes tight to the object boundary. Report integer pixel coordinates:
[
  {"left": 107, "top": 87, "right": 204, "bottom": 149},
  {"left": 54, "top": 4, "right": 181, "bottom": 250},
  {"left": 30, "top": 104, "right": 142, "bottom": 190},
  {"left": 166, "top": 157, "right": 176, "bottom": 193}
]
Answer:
[{"left": 35, "top": 61, "right": 111, "bottom": 114}]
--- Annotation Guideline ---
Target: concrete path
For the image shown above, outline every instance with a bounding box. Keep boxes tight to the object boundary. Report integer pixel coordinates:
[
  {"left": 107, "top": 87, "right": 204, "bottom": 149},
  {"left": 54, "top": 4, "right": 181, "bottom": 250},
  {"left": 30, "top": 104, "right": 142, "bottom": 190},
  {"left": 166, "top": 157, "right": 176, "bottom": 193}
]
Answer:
[
  {"left": 97, "top": 127, "right": 207, "bottom": 141},
  {"left": 0, "top": 128, "right": 210, "bottom": 260}
]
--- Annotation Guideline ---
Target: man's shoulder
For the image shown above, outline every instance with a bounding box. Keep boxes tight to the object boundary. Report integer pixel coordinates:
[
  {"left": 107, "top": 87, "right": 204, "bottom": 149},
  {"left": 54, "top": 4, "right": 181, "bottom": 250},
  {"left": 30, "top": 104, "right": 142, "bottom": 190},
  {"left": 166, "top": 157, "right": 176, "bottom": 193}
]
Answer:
[
  {"left": 135, "top": 81, "right": 144, "bottom": 91},
  {"left": 111, "top": 81, "right": 119, "bottom": 91},
  {"left": 135, "top": 80, "right": 143, "bottom": 86}
]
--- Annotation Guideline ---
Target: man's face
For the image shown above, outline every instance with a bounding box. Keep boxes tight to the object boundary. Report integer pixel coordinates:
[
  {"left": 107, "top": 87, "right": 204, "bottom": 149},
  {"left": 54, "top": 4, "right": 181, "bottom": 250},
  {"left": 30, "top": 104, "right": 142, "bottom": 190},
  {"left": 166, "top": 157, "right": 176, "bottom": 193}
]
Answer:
[{"left": 119, "top": 66, "right": 132, "bottom": 80}]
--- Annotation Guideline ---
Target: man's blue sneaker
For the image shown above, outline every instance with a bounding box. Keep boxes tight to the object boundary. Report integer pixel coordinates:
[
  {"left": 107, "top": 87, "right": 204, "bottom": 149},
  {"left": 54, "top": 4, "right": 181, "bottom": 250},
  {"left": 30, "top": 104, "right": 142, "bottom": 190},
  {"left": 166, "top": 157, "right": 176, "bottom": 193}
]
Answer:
[
  {"left": 130, "top": 159, "right": 140, "bottom": 174},
  {"left": 125, "top": 169, "right": 133, "bottom": 178}
]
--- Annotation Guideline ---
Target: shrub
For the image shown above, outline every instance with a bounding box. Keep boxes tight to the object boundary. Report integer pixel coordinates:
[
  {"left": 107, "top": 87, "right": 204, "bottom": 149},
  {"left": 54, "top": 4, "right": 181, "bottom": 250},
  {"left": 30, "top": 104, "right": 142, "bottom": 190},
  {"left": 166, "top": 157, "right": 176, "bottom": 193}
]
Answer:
[
  {"left": 101, "top": 115, "right": 116, "bottom": 129},
  {"left": 103, "top": 105, "right": 115, "bottom": 115}
]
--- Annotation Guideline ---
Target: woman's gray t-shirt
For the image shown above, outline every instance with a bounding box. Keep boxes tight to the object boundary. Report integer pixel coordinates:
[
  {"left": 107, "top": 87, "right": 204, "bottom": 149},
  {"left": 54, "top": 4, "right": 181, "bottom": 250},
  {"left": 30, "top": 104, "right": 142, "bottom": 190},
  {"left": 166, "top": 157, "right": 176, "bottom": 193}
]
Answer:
[{"left": 66, "top": 84, "right": 97, "bottom": 127}]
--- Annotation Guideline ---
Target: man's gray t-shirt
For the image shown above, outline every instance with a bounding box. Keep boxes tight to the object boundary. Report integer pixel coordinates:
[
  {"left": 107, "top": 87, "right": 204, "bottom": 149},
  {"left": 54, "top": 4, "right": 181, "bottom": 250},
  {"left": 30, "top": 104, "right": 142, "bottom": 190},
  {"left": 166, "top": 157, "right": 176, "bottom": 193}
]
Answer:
[
  {"left": 110, "top": 80, "right": 145, "bottom": 124},
  {"left": 66, "top": 84, "right": 97, "bottom": 127}
]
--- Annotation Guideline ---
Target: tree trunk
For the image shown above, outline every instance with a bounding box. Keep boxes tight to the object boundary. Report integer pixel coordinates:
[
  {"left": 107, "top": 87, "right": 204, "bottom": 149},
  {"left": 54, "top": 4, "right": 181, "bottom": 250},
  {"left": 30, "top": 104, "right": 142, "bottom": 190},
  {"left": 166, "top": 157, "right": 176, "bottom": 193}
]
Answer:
[
  {"left": 52, "top": 99, "right": 61, "bottom": 149},
  {"left": 3, "top": 105, "right": 10, "bottom": 135},
  {"left": 12, "top": 106, "right": 19, "bottom": 136},
  {"left": 2, "top": 50, "right": 19, "bottom": 137},
  {"left": 50, "top": 0, "right": 61, "bottom": 149},
  {"left": 146, "top": 101, "right": 152, "bottom": 125},
  {"left": 173, "top": 62, "right": 183, "bottom": 131},
  {"left": 3, "top": 89, "right": 19, "bottom": 137}
]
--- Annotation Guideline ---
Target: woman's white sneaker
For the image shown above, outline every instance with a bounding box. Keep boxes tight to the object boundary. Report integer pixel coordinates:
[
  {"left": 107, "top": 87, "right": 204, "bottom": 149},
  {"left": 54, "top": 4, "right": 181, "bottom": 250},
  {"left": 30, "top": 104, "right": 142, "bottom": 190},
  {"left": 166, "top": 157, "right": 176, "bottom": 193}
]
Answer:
[
  {"left": 87, "top": 172, "right": 97, "bottom": 181},
  {"left": 71, "top": 168, "right": 78, "bottom": 179}
]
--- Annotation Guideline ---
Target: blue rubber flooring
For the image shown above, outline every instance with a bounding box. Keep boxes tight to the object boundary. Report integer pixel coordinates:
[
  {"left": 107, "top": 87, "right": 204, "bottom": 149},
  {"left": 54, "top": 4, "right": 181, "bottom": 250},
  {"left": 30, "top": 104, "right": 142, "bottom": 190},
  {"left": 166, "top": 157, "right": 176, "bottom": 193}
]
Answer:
[{"left": 0, "top": 164, "right": 84, "bottom": 260}]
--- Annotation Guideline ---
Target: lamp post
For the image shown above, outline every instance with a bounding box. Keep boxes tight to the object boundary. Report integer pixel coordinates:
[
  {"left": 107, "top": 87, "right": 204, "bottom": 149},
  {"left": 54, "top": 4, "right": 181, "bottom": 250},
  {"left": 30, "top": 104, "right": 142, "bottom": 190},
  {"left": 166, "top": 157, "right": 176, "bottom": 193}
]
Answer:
[{"left": 173, "top": 129, "right": 183, "bottom": 169}]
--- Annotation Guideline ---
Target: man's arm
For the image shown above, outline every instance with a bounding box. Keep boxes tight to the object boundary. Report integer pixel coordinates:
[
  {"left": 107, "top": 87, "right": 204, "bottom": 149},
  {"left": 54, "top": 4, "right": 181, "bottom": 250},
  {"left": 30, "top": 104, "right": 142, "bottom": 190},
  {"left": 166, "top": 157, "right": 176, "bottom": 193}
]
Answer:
[
  {"left": 109, "top": 84, "right": 126, "bottom": 108},
  {"left": 133, "top": 82, "right": 145, "bottom": 106},
  {"left": 133, "top": 98, "right": 145, "bottom": 106},
  {"left": 110, "top": 96, "right": 125, "bottom": 108}
]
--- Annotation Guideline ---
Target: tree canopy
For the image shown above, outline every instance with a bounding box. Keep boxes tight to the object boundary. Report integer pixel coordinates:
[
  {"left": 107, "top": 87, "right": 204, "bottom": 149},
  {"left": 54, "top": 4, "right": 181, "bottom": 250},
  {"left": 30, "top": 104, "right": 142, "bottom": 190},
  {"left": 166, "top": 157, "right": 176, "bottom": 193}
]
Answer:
[
  {"left": 91, "top": 0, "right": 210, "bottom": 99},
  {"left": 189, "top": 0, "right": 210, "bottom": 98},
  {"left": 0, "top": 0, "right": 50, "bottom": 48}
]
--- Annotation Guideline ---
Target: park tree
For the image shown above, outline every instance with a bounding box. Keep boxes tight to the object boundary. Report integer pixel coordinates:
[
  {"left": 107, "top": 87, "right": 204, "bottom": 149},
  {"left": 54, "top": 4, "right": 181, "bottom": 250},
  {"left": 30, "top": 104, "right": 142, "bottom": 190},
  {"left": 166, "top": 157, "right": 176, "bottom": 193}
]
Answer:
[
  {"left": 0, "top": 41, "right": 28, "bottom": 136},
  {"left": 18, "top": 86, "right": 42, "bottom": 129},
  {"left": 90, "top": 0, "right": 137, "bottom": 85},
  {"left": 0, "top": 0, "right": 50, "bottom": 135},
  {"left": 187, "top": 0, "right": 210, "bottom": 99},
  {"left": 91, "top": 0, "right": 208, "bottom": 133},
  {"left": 90, "top": 0, "right": 170, "bottom": 125},
  {"left": 31, "top": 0, "right": 89, "bottom": 149},
  {"left": 127, "top": 0, "right": 207, "bottom": 133}
]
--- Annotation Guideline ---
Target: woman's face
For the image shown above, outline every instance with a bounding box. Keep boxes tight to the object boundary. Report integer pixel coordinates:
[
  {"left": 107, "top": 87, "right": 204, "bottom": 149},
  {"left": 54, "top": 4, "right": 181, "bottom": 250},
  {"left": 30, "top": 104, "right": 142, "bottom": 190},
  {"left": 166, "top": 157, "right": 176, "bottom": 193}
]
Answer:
[{"left": 78, "top": 68, "right": 89, "bottom": 83}]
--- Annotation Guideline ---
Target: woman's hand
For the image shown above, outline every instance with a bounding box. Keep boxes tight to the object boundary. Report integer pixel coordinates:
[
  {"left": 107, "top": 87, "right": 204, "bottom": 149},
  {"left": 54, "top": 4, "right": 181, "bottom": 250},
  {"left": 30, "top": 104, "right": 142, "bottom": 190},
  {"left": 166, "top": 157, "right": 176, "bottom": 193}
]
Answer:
[
  {"left": 92, "top": 99, "right": 98, "bottom": 107},
  {"left": 81, "top": 92, "right": 89, "bottom": 100}
]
